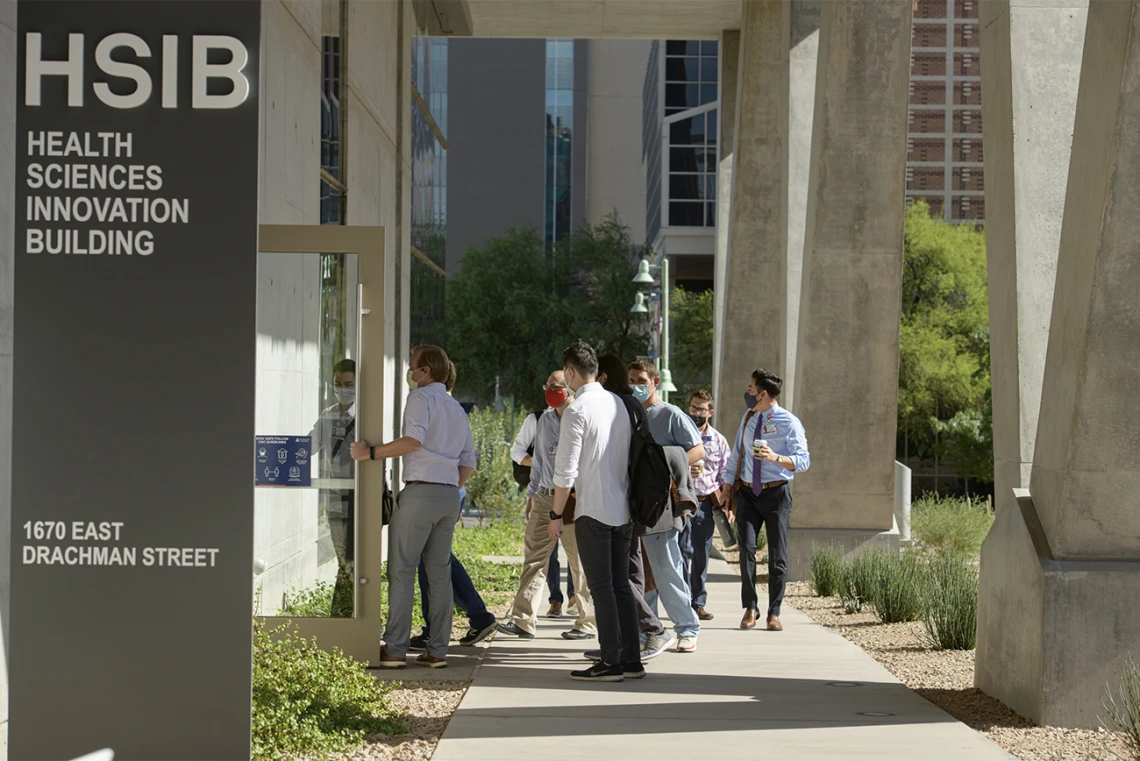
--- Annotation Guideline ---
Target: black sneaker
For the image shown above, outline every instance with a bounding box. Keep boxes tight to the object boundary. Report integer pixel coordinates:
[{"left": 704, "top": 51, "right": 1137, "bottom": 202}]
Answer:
[
  {"left": 409, "top": 633, "right": 429, "bottom": 651},
  {"left": 459, "top": 621, "right": 498, "bottom": 646},
  {"left": 494, "top": 621, "right": 535, "bottom": 639},
  {"left": 571, "top": 660, "right": 624, "bottom": 682},
  {"left": 622, "top": 661, "right": 646, "bottom": 679},
  {"left": 560, "top": 629, "right": 595, "bottom": 640}
]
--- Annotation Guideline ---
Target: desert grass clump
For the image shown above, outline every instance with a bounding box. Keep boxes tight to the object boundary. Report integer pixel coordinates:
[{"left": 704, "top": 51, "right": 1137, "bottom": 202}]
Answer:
[
  {"left": 922, "top": 553, "right": 979, "bottom": 650},
  {"left": 809, "top": 545, "right": 845, "bottom": 598}
]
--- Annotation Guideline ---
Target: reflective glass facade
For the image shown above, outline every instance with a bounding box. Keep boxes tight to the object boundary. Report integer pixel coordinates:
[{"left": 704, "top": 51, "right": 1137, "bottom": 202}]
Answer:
[
  {"left": 545, "top": 39, "right": 574, "bottom": 248},
  {"left": 643, "top": 41, "right": 662, "bottom": 248},
  {"left": 410, "top": 38, "right": 448, "bottom": 348},
  {"left": 320, "top": 31, "right": 344, "bottom": 225}
]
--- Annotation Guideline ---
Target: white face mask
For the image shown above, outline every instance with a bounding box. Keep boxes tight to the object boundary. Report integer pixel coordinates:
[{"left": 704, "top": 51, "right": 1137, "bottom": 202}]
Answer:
[
  {"left": 334, "top": 387, "right": 355, "bottom": 406},
  {"left": 406, "top": 368, "right": 426, "bottom": 389}
]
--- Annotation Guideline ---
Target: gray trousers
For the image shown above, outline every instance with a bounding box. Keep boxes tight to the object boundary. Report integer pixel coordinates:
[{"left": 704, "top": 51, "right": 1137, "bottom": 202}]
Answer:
[{"left": 384, "top": 484, "right": 459, "bottom": 658}]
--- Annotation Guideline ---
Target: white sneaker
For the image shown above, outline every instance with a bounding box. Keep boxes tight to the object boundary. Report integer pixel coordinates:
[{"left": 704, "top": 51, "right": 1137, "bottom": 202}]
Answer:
[
  {"left": 677, "top": 636, "right": 698, "bottom": 653},
  {"left": 641, "top": 634, "right": 675, "bottom": 660}
]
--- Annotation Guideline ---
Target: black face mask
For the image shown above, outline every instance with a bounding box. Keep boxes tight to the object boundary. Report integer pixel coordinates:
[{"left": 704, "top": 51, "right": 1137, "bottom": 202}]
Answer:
[
  {"left": 690, "top": 414, "right": 709, "bottom": 428},
  {"left": 745, "top": 393, "right": 759, "bottom": 409}
]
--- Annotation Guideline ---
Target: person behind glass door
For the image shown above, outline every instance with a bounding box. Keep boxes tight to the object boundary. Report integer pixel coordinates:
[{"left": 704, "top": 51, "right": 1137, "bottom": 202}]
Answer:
[
  {"left": 307, "top": 358, "right": 356, "bottom": 617},
  {"left": 351, "top": 345, "right": 475, "bottom": 669},
  {"left": 409, "top": 361, "right": 498, "bottom": 651}
]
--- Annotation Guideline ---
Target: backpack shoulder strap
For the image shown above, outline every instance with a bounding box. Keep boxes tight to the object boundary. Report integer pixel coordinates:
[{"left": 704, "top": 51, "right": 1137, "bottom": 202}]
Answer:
[{"left": 731, "top": 409, "right": 757, "bottom": 487}]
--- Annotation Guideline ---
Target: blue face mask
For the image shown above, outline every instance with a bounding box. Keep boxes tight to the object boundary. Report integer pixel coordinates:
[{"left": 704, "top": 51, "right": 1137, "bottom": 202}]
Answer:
[
  {"left": 745, "top": 393, "right": 759, "bottom": 409},
  {"left": 632, "top": 384, "right": 652, "bottom": 403}
]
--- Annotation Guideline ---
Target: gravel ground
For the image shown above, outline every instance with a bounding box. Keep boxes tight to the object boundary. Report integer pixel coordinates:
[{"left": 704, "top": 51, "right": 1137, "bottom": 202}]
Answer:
[{"left": 714, "top": 536, "right": 1136, "bottom": 761}]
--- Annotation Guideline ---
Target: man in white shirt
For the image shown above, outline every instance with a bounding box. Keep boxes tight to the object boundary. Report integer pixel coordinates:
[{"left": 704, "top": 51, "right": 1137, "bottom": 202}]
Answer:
[
  {"left": 352, "top": 345, "right": 476, "bottom": 669},
  {"left": 548, "top": 342, "right": 644, "bottom": 682}
]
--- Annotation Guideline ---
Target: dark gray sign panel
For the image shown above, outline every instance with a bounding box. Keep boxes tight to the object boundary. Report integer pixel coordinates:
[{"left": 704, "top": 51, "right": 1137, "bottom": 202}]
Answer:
[{"left": 10, "top": 2, "right": 260, "bottom": 758}]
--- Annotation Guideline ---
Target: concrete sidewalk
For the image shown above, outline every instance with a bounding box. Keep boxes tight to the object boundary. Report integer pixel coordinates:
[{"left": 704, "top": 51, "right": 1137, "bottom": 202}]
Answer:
[{"left": 432, "top": 555, "right": 1015, "bottom": 761}]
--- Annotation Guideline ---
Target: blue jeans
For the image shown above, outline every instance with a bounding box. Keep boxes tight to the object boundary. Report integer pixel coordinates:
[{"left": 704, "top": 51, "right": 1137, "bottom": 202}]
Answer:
[
  {"left": 678, "top": 500, "right": 716, "bottom": 609},
  {"left": 418, "top": 553, "right": 496, "bottom": 637},
  {"left": 546, "top": 540, "right": 575, "bottom": 603},
  {"left": 642, "top": 529, "right": 701, "bottom": 638}
]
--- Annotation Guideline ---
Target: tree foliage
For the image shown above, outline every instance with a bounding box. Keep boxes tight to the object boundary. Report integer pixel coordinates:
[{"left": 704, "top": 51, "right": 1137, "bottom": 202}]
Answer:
[
  {"left": 898, "top": 201, "right": 991, "bottom": 480},
  {"left": 670, "top": 287, "right": 715, "bottom": 394},
  {"left": 446, "top": 214, "right": 649, "bottom": 409}
]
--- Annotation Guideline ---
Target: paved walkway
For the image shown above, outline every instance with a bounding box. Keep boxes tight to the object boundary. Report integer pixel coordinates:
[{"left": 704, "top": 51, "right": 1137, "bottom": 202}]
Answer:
[{"left": 433, "top": 555, "right": 1015, "bottom": 761}]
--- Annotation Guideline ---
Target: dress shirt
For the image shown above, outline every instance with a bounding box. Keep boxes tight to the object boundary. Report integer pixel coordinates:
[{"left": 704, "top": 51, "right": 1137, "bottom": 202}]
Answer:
[
  {"left": 553, "top": 382, "right": 631, "bottom": 527},
  {"left": 402, "top": 382, "right": 477, "bottom": 486},
  {"left": 525, "top": 408, "right": 562, "bottom": 499},
  {"left": 644, "top": 401, "right": 703, "bottom": 450},
  {"left": 724, "top": 402, "right": 810, "bottom": 486},
  {"left": 510, "top": 409, "right": 550, "bottom": 465},
  {"left": 693, "top": 423, "right": 730, "bottom": 496}
]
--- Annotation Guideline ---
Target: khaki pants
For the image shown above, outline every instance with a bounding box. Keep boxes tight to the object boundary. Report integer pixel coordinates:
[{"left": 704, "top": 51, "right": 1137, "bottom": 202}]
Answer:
[{"left": 510, "top": 492, "right": 596, "bottom": 634}]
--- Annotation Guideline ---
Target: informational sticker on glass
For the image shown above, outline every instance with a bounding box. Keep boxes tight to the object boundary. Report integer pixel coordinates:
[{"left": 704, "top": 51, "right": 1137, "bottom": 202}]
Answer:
[{"left": 255, "top": 436, "right": 313, "bottom": 486}]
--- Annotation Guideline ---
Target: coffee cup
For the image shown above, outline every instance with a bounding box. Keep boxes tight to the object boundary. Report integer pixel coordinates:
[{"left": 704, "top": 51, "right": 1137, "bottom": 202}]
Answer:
[{"left": 752, "top": 438, "right": 767, "bottom": 457}]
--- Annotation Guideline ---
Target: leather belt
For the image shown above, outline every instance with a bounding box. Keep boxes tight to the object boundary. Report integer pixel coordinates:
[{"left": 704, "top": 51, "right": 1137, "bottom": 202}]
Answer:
[
  {"left": 405, "top": 481, "right": 456, "bottom": 488},
  {"left": 698, "top": 493, "right": 719, "bottom": 501},
  {"left": 535, "top": 487, "right": 556, "bottom": 497},
  {"left": 742, "top": 480, "right": 787, "bottom": 491}
]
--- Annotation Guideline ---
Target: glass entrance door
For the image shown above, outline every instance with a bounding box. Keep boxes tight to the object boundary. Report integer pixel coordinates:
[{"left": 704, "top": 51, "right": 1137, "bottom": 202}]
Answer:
[{"left": 254, "top": 225, "right": 385, "bottom": 664}]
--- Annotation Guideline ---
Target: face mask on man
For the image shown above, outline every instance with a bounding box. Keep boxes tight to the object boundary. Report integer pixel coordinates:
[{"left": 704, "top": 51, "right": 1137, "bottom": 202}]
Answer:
[
  {"left": 690, "top": 414, "right": 709, "bottom": 428},
  {"left": 632, "top": 384, "right": 652, "bottom": 403},
  {"left": 334, "top": 387, "right": 355, "bottom": 406},
  {"left": 745, "top": 392, "right": 759, "bottom": 409},
  {"left": 545, "top": 388, "right": 569, "bottom": 408},
  {"left": 406, "top": 367, "right": 426, "bottom": 389}
]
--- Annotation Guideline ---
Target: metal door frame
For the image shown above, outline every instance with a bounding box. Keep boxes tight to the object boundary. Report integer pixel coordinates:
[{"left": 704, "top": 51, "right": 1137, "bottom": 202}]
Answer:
[{"left": 256, "top": 224, "right": 385, "bottom": 665}]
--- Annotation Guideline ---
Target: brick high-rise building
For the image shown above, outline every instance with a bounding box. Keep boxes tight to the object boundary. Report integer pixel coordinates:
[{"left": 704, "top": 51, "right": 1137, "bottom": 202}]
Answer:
[{"left": 908, "top": 0, "right": 985, "bottom": 223}]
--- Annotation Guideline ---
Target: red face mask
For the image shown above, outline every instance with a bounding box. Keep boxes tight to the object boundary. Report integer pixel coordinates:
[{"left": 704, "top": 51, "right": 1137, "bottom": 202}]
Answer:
[{"left": 545, "top": 388, "right": 568, "bottom": 408}]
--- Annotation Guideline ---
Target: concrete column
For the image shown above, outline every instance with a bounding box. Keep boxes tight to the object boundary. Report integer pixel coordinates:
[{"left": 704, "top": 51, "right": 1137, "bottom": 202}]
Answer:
[
  {"left": 0, "top": 3, "right": 14, "bottom": 754},
  {"left": 980, "top": 0, "right": 1140, "bottom": 728},
  {"left": 974, "top": 0, "right": 1088, "bottom": 724},
  {"left": 715, "top": 2, "right": 818, "bottom": 416},
  {"left": 788, "top": 0, "right": 913, "bottom": 576},
  {"left": 782, "top": 1, "right": 819, "bottom": 413},
  {"left": 711, "top": 29, "right": 739, "bottom": 413}
]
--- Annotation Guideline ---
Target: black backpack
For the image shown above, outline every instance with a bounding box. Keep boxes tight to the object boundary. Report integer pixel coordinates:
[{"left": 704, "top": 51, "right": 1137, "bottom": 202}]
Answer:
[
  {"left": 620, "top": 396, "right": 673, "bottom": 529},
  {"left": 511, "top": 411, "right": 540, "bottom": 490}
]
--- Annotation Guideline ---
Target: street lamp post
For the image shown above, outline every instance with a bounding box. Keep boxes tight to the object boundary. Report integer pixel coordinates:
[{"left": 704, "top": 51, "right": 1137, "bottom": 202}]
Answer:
[{"left": 631, "top": 256, "right": 678, "bottom": 403}]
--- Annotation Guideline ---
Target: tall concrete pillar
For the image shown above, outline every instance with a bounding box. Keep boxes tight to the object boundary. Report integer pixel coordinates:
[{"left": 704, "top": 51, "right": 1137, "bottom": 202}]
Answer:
[
  {"left": 788, "top": 0, "right": 913, "bottom": 576},
  {"left": 979, "top": 0, "right": 1140, "bottom": 728},
  {"left": 974, "top": 0, "right": 1088, "bottom": 724},
  {"left": 715, "top": 1, "right": 818, "bottom": 415},
  {"left": 711, "top": 29, "right": 739, "bottom": 414}
]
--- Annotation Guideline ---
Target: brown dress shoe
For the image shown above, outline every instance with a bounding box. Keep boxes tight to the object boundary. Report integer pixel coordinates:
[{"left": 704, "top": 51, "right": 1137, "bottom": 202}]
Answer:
[
  {"left": 696, "top": 607, "right": 715, "bottom": 621},
  {"left": 741, "top": 609, "right": 759, "bottom": 629},
  {"left": 377, "top": 648, "right": 407, "bottom": 669},
  {"left": 546, "top": 600, "right": 563, "bottom": 618},
  {"left": 767, "top": 615, "right": 783, "bottom": 631},
  {"left": 415, "top": 652, "right": 447, "bottom": 669}
]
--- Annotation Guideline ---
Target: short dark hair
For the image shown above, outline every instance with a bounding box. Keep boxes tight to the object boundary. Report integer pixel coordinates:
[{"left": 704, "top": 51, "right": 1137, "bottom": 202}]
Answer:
[
  {"left": 690, "top": 389, "right": 714, "bottom": 406},
  {"left": 562, "top": 341, "right": 599, "bottom": 378},
  {"left": 627, "top": 359, "right": 660, "bottom": 381},
  {"left": 333, "top": 359, "right": 356, "bottom": 375},
  {"left": 752, "top": 369, "right": 782, "bottom": 398},
  {"left": 597, "top": 353, "right": 633, "bottom": 396},
  {"left": 445, "top": 361, "right": 457, "bottom": 393}
]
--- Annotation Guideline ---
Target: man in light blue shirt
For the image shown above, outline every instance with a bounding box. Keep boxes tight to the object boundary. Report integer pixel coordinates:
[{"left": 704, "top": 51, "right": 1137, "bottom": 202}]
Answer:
[
  {"left": 724, "top": 369, "right": 810, "bottom": 632},
  {"left": 352, "top": 345, "right": 476, "bottom": 669}
]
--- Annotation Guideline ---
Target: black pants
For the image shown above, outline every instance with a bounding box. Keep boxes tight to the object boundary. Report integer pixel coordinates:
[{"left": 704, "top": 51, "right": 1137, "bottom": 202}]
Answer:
[
  {"left": 629, "top": 536, "right": 665, "bottom": 637},
  {"left": 576, "top": 516, "right": 642, "bottom": 666},
  {"left": 736, "top": 484, "right": 792, "bottom": 617}
]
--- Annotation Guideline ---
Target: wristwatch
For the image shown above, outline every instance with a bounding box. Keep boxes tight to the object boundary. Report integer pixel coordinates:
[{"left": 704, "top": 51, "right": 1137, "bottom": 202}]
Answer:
[{"left": 549, "top": 510, "right": 562, "bottom": 521}]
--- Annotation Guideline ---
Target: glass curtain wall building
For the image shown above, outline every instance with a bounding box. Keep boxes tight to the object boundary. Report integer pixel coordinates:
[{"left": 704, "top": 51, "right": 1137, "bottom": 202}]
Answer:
[
  {"left": 411, "top": 38, "right": 449, "bottom": 348},
  {"left": 545, "top": 39, "right": 574, "bottom": 249}
]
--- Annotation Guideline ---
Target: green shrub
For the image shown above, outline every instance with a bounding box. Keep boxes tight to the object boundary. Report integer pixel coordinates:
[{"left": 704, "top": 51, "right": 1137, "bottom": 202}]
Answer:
[
  {"left": 1103, "top": 654, "right": 1140, "bottom": 759},
  {"left": 281, "top": 581, "right": 334, "bottom": 618},
  {"left": 911, "top": 493, "right": 994, "bottom": 559},
  {"left": 851, "top": 550, "right": 889, "bottom": 606},
  {"left": 810, "top": 546, "right": 845, "bottom": 597},
  {"left": 872, "top": 552, "right": 926, "bottom": 624},
  {"left": 466, "top": 404, "right": 528, "bottom": 526},
  {"left": 839, "top": 566, "right": 864, "bottom": 614},
  {"left": 922, "top": 553, "right": 979, "bottom": 650},
  {"left": 252, "top": 618, "right": 405, "bottom": 761}
]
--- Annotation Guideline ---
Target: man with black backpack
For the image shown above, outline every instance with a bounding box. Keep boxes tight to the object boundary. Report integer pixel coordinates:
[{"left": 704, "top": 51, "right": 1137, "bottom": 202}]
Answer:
[{"left": 548, "top": 342, "right": 644, "bottom": 682}]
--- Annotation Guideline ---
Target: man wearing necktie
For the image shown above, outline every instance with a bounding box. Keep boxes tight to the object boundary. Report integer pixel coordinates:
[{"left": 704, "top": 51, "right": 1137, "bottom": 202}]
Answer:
[{"left": 723, "top": 369, "right": 811, "bottom": 631}]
